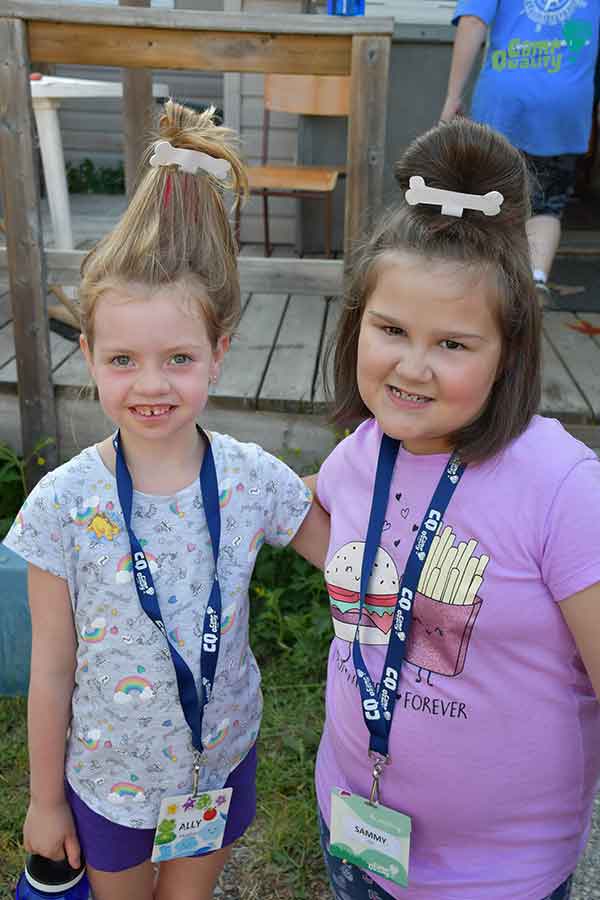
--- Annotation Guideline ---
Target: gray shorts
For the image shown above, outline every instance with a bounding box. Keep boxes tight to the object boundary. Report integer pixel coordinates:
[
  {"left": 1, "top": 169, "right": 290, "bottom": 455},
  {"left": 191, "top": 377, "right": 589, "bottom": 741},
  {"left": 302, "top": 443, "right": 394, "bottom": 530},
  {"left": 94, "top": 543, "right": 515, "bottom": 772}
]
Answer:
[{"left": 524, "top": 152, "right": 579, "bottom": 219}]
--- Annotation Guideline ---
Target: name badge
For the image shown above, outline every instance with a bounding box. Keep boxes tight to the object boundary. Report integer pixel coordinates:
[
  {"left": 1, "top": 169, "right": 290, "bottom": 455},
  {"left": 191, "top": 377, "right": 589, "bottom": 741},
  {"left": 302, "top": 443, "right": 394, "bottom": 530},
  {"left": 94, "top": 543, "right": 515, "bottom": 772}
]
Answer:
[
  {"left": 329, "top": 787, "right": 411, "bottom": 888},
  {"left": 151, "top": 787, "right": 232, "bottom": 863}
]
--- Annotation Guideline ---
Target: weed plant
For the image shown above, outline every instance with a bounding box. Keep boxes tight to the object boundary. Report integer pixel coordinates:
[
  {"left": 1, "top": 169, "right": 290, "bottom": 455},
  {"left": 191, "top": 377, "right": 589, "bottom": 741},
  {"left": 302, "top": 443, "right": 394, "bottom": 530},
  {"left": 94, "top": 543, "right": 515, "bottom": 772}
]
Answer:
[
  {"left": 0, "top": 439, "right": 53, "bottom": 540},
  {"left": 66, "top": 159, "right": 125, "bottom": 195}
]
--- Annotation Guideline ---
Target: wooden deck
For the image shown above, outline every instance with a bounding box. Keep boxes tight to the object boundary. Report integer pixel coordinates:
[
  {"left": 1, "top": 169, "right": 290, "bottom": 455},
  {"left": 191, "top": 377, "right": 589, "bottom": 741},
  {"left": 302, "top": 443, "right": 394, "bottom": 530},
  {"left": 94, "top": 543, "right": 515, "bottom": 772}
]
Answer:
[{"left": 2, "top": 195, "right": 600, "bottom": 463}]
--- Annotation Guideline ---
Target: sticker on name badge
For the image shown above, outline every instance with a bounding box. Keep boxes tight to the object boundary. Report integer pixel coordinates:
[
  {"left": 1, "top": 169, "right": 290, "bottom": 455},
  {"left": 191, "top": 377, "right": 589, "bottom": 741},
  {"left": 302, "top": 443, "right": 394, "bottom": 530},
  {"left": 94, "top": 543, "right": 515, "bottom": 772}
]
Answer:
[
  {"left": 329, "top": 787, "right": 411, "bottom": 888},
  {"left": 151, "top": 787, "right": 232, "bottom": 863}
]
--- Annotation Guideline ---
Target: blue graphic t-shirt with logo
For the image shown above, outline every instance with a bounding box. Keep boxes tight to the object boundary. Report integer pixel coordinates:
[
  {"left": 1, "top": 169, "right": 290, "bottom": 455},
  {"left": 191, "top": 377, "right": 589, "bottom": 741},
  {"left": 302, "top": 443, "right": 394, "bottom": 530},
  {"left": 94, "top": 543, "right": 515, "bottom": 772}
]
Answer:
[{"left": 453, "top": 0, "right": 599, "bottom": 155}]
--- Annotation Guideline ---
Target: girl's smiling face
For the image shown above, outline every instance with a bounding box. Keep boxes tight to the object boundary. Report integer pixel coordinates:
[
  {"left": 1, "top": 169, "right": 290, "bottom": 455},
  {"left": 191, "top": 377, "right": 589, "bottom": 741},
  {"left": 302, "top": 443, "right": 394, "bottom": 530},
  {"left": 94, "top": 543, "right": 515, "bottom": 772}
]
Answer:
[
  {"left": 81, "top": 280, "right": 227, "bottom": 449},
  {"left": 357, "top": 252, "right": 504, "bottom": 454}
]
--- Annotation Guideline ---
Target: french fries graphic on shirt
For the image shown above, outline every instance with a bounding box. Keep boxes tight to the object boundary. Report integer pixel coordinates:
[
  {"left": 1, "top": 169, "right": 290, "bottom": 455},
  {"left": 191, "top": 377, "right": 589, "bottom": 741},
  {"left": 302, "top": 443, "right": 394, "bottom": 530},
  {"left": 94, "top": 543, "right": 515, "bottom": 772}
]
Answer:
[
  {"left": 326, "top": 522, "right": 487, "bottom": 679},
  {"left": 418, "top": 526, "right": 488, "bottom": 606}
]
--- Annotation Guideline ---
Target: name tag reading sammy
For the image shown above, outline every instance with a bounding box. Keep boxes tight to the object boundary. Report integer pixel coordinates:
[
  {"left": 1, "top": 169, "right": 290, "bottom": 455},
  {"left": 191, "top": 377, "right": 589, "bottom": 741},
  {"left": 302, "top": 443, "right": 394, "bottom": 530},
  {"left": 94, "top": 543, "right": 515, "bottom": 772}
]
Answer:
[
  {"left": 151, "top": 787, "right": 232, "bottom": 862},
  {"left": 329, "top": 788, "right": 411, "bottom": 888}
]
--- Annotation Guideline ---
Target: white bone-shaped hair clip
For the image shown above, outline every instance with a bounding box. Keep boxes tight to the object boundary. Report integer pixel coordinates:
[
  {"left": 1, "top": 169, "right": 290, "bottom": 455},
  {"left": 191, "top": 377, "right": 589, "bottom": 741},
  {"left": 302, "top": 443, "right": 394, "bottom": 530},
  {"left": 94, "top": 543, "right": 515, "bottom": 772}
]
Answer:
[
  {"left": 404, "top": 176, "right": 504, "bottom": 218},
  {"left": 149, "top": 140, "right": 231, "bottom": 180}
]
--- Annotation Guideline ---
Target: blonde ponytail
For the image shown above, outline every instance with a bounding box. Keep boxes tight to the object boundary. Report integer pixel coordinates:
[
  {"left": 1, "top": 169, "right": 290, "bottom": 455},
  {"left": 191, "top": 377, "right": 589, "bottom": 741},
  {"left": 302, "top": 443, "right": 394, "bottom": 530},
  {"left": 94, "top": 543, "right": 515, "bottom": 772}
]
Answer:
[{"left": 80, "top": 100, "right": 247, "bottom": 349}]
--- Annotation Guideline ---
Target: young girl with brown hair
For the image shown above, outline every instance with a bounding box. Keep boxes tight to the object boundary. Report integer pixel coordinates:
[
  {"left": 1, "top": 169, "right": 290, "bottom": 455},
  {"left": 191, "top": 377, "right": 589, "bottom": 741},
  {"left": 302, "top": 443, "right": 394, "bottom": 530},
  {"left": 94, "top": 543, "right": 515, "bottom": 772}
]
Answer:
[
  {"left": 313, "top": 118, "right": 600, "bottom": 900},
  {"left": 4, "top": 101, "right": 327, "bottom": 900}
]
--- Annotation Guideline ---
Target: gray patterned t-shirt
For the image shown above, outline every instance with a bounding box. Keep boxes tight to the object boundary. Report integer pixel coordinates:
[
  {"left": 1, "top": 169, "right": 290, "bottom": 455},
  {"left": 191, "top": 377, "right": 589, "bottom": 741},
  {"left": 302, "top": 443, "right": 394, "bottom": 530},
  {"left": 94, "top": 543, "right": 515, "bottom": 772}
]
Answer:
[{"left": 4, "top": 432, "right": 311, "bottom": 827}]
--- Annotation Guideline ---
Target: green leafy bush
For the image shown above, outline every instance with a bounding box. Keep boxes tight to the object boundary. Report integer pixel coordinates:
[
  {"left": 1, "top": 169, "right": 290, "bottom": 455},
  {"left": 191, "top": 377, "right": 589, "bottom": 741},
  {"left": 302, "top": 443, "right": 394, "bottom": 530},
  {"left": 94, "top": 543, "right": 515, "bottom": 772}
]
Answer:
[
  {"left": 66, "top": 158, "right": 125, "bottom": 194},
  {"left": 0, "top": 440, "right": 54, "bottom": 539},
  {"left": 250, "top": 544, "right": 330, "bottom": 679}
]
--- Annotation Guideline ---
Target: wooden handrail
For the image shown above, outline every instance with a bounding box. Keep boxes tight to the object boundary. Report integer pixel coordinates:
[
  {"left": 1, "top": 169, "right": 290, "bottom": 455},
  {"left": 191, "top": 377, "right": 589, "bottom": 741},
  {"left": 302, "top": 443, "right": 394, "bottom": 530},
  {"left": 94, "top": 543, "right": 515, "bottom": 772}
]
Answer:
[
  {"left": 0, "top": 249, "right": 345, "bottom": 296},
  {"left": 1, "top": 3, "right": 394, "bottom": 35}
]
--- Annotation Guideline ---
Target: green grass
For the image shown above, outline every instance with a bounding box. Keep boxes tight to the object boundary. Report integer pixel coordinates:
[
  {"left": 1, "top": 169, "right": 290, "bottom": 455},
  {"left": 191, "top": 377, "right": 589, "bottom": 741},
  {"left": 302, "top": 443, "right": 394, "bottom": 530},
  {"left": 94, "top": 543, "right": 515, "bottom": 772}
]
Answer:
[
  {"left": 0, "top": 545, "right": 331, "bottom": 899},
  {"left": 0, "top": 697, "right": 28, "bottom": 897}
]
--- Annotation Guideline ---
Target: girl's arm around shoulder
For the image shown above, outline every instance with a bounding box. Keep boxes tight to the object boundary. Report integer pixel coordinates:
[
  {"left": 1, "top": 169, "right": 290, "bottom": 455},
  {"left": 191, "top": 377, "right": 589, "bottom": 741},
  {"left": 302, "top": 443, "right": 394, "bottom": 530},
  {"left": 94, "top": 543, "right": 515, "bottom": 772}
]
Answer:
[
  {"left": 560, "top": 583, "right": 600, "bottom": 702},
  {"left": 25, "top": 563, "right": 81, "bottom": 867},
  {"left": 290, "top": 477, "right": 330, "bottom": 571}
]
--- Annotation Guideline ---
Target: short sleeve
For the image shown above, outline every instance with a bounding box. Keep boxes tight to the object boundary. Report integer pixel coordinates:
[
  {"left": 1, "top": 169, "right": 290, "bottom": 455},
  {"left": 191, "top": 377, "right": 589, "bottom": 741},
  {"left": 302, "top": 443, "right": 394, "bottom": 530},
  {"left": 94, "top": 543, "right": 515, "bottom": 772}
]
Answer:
[
  {"left": 316, "top": 445, "right": 339, "bottom": 515},
  {"left": 452, "top": 0, "right": 497, "bottom": 26},
  {"left": 256, "top": 448, "right": 312, "bottom": 548},
  {"left": 3, "top": 472, "right": 67, "bottom": 579},
  {"left": 317, "top": 425, "right": 368, "bottom": 514},
  {"left": 541, "top": 457, "right": 600, "bottom": 603}
]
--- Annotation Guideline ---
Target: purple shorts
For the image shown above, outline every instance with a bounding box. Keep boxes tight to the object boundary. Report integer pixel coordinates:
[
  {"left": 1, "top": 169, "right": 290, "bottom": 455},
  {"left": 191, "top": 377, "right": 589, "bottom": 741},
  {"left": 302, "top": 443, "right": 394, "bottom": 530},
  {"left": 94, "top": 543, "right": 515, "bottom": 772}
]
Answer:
[{"left": 66, "top": 744, "right": 257, "bottom": 872}]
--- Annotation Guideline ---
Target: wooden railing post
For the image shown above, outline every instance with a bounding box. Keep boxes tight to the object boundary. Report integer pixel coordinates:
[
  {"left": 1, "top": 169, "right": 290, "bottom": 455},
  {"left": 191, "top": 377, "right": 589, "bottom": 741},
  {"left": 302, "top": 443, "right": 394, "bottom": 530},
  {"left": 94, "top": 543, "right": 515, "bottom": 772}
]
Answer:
[
  {"left": 0, "top": 16, "right": 59, "bottom": 486},
  {"left": 119, "top": 0, "right": 154, "bottom": 198},
  {"left": 344, "top": 34, "right": 390, "bottom": 266}
]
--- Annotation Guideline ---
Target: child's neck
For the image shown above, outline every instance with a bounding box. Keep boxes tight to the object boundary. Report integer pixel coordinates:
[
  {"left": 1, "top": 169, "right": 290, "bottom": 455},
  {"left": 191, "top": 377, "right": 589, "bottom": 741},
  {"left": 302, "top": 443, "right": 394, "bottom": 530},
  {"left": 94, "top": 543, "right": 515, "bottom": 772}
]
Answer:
[{"left": 97, "top": 427, "right": 205, "bottom": 495}]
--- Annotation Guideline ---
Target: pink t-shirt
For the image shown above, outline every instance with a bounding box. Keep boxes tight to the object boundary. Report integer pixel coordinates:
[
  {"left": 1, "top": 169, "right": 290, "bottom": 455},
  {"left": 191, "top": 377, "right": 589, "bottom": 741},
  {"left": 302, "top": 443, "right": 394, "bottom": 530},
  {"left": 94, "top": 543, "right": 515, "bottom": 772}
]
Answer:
[{"left": 316, "top": 416, "right": 600, "bottom": 900}]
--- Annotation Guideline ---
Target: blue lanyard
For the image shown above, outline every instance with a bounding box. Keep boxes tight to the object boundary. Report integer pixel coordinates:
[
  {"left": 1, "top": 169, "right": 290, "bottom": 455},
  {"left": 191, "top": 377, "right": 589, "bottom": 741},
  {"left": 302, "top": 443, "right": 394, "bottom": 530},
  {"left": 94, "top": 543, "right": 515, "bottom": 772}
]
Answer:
[
  {"left": 114, "top": 430, "right": 221, "bottom": 758},
  {"left": 353, "top": 435, "right": 466, "bottom": 760}
]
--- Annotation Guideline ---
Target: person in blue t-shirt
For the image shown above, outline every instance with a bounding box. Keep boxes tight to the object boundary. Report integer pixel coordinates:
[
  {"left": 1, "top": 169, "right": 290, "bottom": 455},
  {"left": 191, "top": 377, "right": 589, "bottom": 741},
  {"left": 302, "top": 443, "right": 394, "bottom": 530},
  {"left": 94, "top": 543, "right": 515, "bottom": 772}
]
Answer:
[{"left": 441, "top": 0, "right": 599, "bottom": 304}]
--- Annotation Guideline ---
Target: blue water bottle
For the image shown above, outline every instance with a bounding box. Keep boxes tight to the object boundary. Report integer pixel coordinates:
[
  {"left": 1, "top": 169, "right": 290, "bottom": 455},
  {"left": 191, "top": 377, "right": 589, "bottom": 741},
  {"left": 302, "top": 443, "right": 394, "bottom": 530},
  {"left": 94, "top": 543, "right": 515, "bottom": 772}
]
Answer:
[
  {"left": 15, "top": 855, "right": 90, "bottom": 900},
  {"left": 327, "top": 0, "right": 365, "bottom": 15}
]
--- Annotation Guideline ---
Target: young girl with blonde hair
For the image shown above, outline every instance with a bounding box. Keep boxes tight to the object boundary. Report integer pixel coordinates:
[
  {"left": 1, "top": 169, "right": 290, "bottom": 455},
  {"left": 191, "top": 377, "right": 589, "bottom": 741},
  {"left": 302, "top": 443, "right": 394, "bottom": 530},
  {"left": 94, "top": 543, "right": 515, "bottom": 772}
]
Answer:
[
  {"left": 313, "top": 118, "right": 600, "bottom": 900},
  {"left": 5, "top": 101, "right": 327, "bottom": 900}
]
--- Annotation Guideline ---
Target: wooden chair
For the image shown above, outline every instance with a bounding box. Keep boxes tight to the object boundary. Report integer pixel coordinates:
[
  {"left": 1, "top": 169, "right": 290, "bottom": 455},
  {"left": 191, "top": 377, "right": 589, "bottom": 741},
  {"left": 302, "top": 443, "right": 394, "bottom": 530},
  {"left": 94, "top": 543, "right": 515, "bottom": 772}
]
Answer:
[{"left": 237, "top": 74, "right": 350, "bottom": 257}]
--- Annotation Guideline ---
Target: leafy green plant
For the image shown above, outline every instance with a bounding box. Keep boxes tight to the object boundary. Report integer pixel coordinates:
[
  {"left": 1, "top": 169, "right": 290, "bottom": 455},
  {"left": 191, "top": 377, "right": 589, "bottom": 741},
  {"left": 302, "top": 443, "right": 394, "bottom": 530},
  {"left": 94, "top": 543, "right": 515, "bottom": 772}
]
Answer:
[
  {"left": 250, "top": 544, "right": 331, "bottom": 680},
  {"left": 66, "top": 158, "right": 125, "bottom": 194},
  {"left": 0, "top": 439, "right": 54, "bottom": 539}
]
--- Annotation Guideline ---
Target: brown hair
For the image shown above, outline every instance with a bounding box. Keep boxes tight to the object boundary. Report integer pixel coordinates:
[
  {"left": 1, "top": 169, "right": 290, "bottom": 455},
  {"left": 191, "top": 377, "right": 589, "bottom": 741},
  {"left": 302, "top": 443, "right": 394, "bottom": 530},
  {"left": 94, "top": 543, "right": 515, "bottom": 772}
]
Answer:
[
  {"left": 79, "top": 100, "right": 248, "bottom": 349},
  {"left": 328, "top": 118, "right": 541, "bottom": 465}
]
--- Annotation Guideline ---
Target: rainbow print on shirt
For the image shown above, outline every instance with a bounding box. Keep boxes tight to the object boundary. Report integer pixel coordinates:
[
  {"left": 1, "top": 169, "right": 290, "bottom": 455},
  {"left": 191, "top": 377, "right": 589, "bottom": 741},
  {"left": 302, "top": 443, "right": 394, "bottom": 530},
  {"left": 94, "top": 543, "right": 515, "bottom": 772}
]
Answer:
[
  {"left": 204, "top": 719, "right": 229, "bottom": 750},
  {"left": 162, "top": 745, "right": 177, "bottom": 762},
  {"left": 115, "top": 548, "right": 159, "bottom": 584},
  {"left": 248, "top": 529, "right": 265, "bottom": 557},
  {"left": 108, "top": 781, "right": 146, "bottom": 804},
  {"left": 219, "top": 482, "right": 233, "bottom": 508},
  {"left": 220, "top": 603, "right": 236, "bottom": 635},
  {"left": 78, "top": 729, "right": 101, "bottom": 751},
  {"left": 81, "top": 617, "right": 107, "bottom": 643},
  {"left": 113, "top": 675, "right": 154, "bottom": 704},
  {"left": 70, "top": 495, "right": 100, "bottom": 525}
]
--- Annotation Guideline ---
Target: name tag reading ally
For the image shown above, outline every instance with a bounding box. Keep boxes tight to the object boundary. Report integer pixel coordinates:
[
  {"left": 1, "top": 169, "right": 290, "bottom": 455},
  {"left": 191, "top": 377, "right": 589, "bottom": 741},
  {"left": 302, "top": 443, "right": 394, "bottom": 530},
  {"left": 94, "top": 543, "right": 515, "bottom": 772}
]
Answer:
[
  {"left": 151, "top": 787, "right": 233, "bottom": 863},
  {"left": 329, "top": 788, "right": 411, "bottom": 888}
]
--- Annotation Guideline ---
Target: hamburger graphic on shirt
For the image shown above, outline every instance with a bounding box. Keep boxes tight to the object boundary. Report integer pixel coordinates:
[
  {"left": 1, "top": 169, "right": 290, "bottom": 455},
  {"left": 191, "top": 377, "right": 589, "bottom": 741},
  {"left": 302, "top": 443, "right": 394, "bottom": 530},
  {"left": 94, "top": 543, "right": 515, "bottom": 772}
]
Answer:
[
  {"left": 326, "top": 542, "right": 399, "bottom": 645},
  {"left": 326, "top": 531, "right": 486, "bottom": 678}
]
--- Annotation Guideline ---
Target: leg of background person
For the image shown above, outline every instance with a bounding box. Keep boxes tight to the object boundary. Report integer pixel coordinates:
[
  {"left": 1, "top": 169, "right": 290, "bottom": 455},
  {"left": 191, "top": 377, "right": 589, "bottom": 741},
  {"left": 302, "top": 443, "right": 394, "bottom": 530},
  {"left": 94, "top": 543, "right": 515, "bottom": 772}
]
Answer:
[{"left": 526, "top": 214, "right": 562, "bottom": 282}]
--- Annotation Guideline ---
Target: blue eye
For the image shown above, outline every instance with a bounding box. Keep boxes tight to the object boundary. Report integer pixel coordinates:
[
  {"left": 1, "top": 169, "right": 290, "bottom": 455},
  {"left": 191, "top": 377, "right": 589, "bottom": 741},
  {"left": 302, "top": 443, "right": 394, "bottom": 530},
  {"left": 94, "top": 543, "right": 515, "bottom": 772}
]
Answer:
[
  {"left": 441, "top": 339, "right": 465, "bottom": 351},
  {"left": 111, "top": 355, "right": 131, "bottom": 367},
  {"left": 170, "top": 353, "right": 192, "bottom": 365}
]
